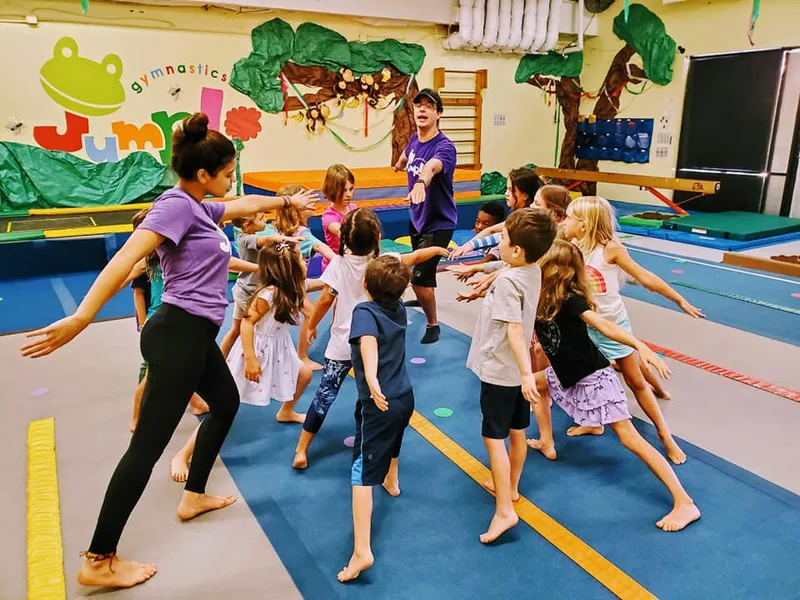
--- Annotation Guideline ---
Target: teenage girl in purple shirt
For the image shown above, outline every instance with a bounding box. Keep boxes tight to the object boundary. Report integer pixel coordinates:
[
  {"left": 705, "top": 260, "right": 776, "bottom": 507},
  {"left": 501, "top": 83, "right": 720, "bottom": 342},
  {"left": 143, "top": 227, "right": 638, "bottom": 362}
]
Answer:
[{"left": 21, "top": 112, "right": 318, "bottom": 590}]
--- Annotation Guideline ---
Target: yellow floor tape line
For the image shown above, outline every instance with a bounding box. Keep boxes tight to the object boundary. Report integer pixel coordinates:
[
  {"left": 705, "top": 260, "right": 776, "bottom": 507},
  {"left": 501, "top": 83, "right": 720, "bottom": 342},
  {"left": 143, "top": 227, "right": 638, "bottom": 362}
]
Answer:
[
  {"left": 27, "top": 417, "right": 66, "bottom": 600},
  {"left": 409, "top": 411, "right": 658, "bottom": 600},
  {"left": 29, "top": 203, "right": 153, "bottom": 215}
]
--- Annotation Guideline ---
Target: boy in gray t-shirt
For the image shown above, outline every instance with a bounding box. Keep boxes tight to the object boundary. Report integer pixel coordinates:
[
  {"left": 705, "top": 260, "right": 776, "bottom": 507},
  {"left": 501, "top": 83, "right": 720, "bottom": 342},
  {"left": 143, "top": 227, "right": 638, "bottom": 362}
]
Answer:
[{"left": 464, "top": 207, "right": 556, "bottom": 545}]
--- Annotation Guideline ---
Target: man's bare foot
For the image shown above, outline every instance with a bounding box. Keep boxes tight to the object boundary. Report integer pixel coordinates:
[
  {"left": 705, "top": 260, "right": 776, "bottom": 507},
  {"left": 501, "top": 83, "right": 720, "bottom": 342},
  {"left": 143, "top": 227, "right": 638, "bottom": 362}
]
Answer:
[
  {"left": 292, "top": 451, "right": 308, "bottom": 470},
  {"left": 659, "top": 433, "right": 687, "bottom": 465},
  {"left": 177, "top": 492, "right": 236, "bottom": 521},
  {"left": 479, "top": 511, "right": 519, "bottom": 544},
  {"left": 656, "top": 502, "right": 701, "bottom": 532},
  {"left": 566, "top": 425, "right": 604, "bottom": 437},
  {"left": 77, "top": 554, "right": 157, "bottom": 589},
  {"left": 129, "top": 420, "right": 137, "bottom": 433},
  {"left": 170, "top": 454, "right": 190, "bottom": 483},
  {"left": 302, "top": 357, "right": 323, "bottom": 372},
  {"left": 276, "top": 410, "right": 305, "bottom": 424},
  {"left": 382, "top": 478, "right": 400, "bottom": 497},
  {"left": 336, "top": 551, "right": 374, "bottom": 583},
  {"left": 526, "top": 438, "right": 557, "bottom": 460},
  {"left": 480, "top": 479, "right": 519, "bottom": 502}
]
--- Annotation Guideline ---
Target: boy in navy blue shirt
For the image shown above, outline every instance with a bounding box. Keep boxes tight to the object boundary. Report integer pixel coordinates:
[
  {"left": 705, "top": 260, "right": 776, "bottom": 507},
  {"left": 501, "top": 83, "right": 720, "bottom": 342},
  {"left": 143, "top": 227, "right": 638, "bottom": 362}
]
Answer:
[{"left": 338, "top": 255, "right": 414, "bottom": 583}]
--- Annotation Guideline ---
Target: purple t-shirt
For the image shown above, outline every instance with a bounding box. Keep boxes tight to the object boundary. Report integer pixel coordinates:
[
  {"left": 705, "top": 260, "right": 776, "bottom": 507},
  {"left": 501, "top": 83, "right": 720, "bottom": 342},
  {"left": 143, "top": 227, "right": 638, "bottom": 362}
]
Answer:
[
  {"left": 405, "top": 131, "right": 457, "bottom": 234},
  {"left": 140, "top": 188, "right": 231, "bottom": 326}
]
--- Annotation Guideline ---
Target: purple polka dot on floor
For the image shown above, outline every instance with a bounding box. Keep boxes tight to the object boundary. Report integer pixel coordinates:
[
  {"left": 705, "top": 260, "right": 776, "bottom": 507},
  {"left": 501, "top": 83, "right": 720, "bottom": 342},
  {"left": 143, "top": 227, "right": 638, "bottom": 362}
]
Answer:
[
  {"left": 792, "top": 292, "right": 800, "bottom": 299},
  {"left": 672, "top": 269, "right": 684, "bottom": 274},
  {"left": 410, "top": 357, "right": 426, "bottom": 365},
  {"left": 29, "top": 388, "right": 49, "bottom": 397},
  {"left": 343, "top": 436, "right": 355, "bottom": 448}
]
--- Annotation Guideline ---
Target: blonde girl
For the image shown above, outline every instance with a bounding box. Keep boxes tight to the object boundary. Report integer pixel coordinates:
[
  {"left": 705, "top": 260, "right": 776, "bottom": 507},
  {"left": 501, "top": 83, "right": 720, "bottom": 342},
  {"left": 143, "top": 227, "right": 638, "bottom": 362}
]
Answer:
[
  {"left": 561, "top": 196, "right": 704, "bottom": 464},
  {"left": 527, "top": 240, "right": 700, "bottom": 532}
]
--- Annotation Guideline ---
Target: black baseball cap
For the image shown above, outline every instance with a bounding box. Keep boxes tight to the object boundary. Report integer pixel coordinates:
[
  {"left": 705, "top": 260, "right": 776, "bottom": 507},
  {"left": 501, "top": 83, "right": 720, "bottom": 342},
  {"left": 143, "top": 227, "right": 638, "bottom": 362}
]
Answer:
[{"left": 413, "top": 88, "right": 443, "bottom": 112}]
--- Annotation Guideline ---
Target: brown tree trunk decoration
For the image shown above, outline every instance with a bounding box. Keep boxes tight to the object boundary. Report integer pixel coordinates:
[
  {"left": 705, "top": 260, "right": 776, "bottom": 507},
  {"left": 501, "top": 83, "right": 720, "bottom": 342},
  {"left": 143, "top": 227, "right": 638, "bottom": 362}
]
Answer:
[
  {"left": 278, "top": 63, "right": 417, "bottom": 165},
  {"left": 573, "top": 43, "right": 645, "bottom": 195}
]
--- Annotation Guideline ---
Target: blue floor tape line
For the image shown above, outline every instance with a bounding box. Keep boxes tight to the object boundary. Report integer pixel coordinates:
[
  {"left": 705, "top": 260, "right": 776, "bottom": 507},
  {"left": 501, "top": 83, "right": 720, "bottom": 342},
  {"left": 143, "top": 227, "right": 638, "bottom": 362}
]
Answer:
[{"left": 50, "top": 277, "right": 77, "bottom": 316}]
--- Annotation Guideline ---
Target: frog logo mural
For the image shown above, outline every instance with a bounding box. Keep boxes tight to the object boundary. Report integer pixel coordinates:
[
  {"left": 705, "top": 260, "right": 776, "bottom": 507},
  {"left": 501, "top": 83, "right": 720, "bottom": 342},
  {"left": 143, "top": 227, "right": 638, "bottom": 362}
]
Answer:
[{"left": 39, "top": 37, "right": 125, "bottom": 117}]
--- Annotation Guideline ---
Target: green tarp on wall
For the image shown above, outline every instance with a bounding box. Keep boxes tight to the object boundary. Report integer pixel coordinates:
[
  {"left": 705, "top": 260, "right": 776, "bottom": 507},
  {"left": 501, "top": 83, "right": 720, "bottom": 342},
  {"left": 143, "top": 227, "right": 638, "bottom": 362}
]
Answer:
[
  {"left": 613, "top": 4, "right": 677, "bottom": 86},
  {"left": 515, "top": 51, "right": 583, "bottom": 83},
  {"left": 0, "top": 142, "right": 171, "bottom": 213}
]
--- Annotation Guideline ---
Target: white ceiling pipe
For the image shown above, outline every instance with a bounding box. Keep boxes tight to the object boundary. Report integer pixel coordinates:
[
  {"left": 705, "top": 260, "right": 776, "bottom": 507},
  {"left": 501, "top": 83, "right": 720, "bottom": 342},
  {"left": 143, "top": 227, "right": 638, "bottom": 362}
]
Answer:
[
  {"left": 443, "top": 0, "right": 475, "bottom": 50},
  {"left": 528, "top": 0, "right": 550, "bottom": 53},
  {"left": 563, "top": 0, "right": 584, "bottom": 53},
  {"left": 495, "top": 0, "right": 513, "bottom": 50},
  {"left": 468, "top": 0, "right": 486, "bottom": 46},
  {"left": 479, "top": 0, "right": 500, "bottom": 49},
  {"left": 518, "top": 0, "right": 538, "bottom": 53},
  {"left": 542, "top": 0, "right": 561, "bottom": 51},
  {"left": 504, "top": 0, "right": 524, "bottom": 52}
]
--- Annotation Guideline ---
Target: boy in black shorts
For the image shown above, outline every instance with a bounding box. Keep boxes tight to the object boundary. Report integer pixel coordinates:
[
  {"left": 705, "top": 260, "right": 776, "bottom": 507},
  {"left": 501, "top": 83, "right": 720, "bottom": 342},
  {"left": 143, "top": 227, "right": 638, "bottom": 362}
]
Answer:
[
  {"left": 464, "top": 208, "right": 557, "bottom": 544},
  {"left": 338, "top": 255, "right": 415, "bottom": 583}
]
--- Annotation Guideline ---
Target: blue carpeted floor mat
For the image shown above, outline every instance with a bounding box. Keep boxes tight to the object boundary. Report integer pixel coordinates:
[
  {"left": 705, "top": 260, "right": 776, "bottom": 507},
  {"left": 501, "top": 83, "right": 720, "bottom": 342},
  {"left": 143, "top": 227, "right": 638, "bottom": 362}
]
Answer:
[{"left": 217, "top": 307, "right": 800, "bottom": 599}]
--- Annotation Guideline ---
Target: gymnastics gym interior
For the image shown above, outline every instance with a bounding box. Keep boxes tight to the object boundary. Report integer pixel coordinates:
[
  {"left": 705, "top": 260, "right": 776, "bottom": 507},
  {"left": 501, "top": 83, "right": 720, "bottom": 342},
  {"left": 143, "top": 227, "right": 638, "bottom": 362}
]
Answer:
[{"left": 1, "top": 0, "right": 799, "bottom": 598}]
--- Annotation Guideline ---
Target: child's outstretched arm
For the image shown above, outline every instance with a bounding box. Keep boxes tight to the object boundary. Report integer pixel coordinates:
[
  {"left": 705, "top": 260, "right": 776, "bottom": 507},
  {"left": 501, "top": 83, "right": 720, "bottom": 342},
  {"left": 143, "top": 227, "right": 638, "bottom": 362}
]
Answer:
[
  {"left": 241, "top": 296, "right": 269, "bottom": 382},
  {"left": 450, "top": 225, "right": 504, "bottom": 259},
  {"left": 306, "top": 285, "right": 336, "bottom": 346},
  {"left": 606, "top": 242, "right": 705, "bottom": 318},
  {"left": 119, "top": 258, "right": 147, "bottom": 290},
  {"left": 580, "top": 309, "right": 672, "bottom": 379},
  {"left": 359, "top": 336, "right": 388, "bottom": 411},
  {"left": 507, "top": 322, "right": 539, "bottom": 403},
  {"left": 401, "top": 246, "right": 449, "bottom": 267},
  {"left": 256, "top": 233, "right": 303, "bottom": 248},
  {"left": 228, "top": 257, "right": 258, "bottom": 273},
  {"left": 313, "top": 240, "right": 337, "bottom": 262}
]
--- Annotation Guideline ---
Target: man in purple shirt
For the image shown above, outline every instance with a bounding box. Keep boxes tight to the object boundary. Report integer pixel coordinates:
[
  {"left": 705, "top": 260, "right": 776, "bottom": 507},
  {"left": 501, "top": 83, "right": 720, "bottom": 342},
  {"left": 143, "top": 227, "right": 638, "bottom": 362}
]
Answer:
[{"left": 394, "top": 88, "right": 457, "bottom": 344}]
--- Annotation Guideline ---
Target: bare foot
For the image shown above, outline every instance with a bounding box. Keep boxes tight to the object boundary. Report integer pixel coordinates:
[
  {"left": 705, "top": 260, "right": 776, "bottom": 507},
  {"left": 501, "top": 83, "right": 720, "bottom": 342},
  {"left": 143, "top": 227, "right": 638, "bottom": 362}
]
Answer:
[
  {"left": 567, "top": 425, "right": 604, "bottom": 437},
  {"left": 656, "top": 502, "right": 701, "bottom": 532},
  {"left": 170, "top": 454, "right": 190, "bottom": 483},
  {"left": 190, "top": 400, "right": 209, "bottom": 416},
  {"left": 292, "top": 451, "right": 308, "bottom": 470},
  {"left": 652, "top": 386, "right": 672, "bottom": 400},
  {"left": 77, "top": 554, "right": 157, "bottom": 589},
  {"left": 479, "top": 511, "right": 519, "bottom": 544},
  {"left": 660, "top": 433, "right": 687, "bottom": 465},
  {"left": 480, "top": 479, "right": 519, "bottom": 502},
  {"left": 276, "top": 410, "right": 306, "bottom": 424},
  {"left": 382, "top": 478, "right": 400, "bottom": 497},
  {"left": 177, "top": 492, "right": 236, "bottom": 521},
  {"left": 302, "top": 357, "right": 323, "bottom": 372},
  {"left": 337, "top": 551, "right": 374, "bottom": 583},
  {"left": 129, "top": 420, "right": 137, "bottom": 433},
  {"left": 526, "top": 438, "right": 557, "bottom": 460}
]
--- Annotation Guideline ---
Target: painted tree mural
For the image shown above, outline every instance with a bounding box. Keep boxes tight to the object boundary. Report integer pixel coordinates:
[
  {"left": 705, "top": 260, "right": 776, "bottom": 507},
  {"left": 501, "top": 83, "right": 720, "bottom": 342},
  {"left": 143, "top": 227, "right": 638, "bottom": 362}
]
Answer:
[{"left": 517, "top": 4, "right": 677, "bottom": 194}]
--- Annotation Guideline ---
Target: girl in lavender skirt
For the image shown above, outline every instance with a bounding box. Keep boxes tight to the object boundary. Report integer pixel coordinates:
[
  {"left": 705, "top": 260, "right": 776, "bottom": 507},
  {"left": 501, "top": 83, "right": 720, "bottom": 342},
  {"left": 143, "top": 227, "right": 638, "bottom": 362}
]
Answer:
[{"left": 528, "top": 240, "right": 701, "bottom": 532}]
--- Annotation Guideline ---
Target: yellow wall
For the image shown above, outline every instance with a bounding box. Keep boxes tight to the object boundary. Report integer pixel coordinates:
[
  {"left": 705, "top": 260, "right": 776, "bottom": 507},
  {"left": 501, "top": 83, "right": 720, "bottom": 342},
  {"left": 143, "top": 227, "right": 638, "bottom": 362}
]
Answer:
[
  {"left": 0, "top": 0, "right": 558, "bottom": 185},
  {"left": 578, "top": 0, "right": 800, "bottom": 204}
]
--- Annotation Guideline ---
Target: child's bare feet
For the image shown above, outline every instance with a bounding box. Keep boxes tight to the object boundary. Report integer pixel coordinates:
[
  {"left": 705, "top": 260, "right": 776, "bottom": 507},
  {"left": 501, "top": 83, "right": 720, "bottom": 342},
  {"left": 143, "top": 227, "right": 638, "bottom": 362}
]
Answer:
[
  {"left": 567, "top": 425, "right": 604, "bottom": 437},
  {"left": 176, "top": 491, "right": 236, "bottom": 521},
  {"left": 336, "top": 551, "right": 374, "bottom": 583},
  {"left": 656, "top": 502, "right": 700, "bottom": 532},
  {"left": 526, "top": 438, "right": 557, "bottom": 460},
  {"left": 276, "top": 410, "right": 305, "bottom": 424},
  {"left": 292, "top": 451, "right": 308, "bottom": 470},
  {"left": 382, "top": 477, "right": 400, "bottom": 497},
  {"left": 170, "top": 454, "right": 190, "bottom": 483},
  {"left": 659, "top": 433, "right": 687, "bottom": 465},
  {"left": 480, "top": 479, "right": 519, "bottom": 502},
  {"left": 190, "top": 397, "right": 209, "bottom": 415},
  {"left": 479, "top": 511, "right": 519, "bottom": 544},
  {"left": 77, "top": 554, "right": 157, "bottom": 589},
  {"left": 302, "top": 357, "right": 323, "bottom": 372}
]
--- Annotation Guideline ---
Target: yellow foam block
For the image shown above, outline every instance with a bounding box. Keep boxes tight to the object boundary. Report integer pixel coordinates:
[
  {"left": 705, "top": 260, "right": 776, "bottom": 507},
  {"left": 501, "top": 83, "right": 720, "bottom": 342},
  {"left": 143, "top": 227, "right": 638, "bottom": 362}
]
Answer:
[
  {"left": 27, "top": 417, "right": 66, "bottom": 600},
  {"left": 44, "top": 224, "right": 133, "bottom": 238}
]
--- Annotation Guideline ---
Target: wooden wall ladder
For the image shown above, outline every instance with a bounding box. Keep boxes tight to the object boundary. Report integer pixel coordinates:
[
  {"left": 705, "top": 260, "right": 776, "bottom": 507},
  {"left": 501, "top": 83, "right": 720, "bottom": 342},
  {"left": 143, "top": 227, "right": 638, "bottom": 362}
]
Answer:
[{"left": 433, "top": 68, "right": 487, "bottom": 171}]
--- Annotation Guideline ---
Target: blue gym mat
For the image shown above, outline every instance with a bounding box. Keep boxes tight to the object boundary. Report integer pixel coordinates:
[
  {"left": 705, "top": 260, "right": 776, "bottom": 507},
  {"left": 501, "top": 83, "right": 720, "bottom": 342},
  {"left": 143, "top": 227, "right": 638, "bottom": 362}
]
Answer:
[{"left": 215, "top": 306, "right": 800, "bottom": 599}]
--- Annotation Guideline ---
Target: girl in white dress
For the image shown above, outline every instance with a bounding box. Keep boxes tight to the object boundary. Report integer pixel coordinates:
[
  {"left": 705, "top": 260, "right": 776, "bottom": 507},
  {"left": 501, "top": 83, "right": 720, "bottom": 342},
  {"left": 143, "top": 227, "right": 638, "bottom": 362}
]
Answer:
[{"left": 170, "top": 240, "right": 312, "bottom": 482}]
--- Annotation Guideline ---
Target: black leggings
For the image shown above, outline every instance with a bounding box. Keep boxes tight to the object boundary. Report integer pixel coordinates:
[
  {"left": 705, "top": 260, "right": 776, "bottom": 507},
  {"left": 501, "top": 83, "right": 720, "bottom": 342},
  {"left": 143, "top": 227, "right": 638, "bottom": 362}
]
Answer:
[{"left": 88, "top": 303, "right": 240, "bottom": 554}]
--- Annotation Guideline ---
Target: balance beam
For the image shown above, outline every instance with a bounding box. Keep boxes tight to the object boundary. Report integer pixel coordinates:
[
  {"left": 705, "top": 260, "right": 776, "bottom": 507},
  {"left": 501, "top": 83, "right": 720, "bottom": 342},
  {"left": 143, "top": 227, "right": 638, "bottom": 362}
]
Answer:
[{"left": 534, "top": 167, "right": 721, "bottom": 216}]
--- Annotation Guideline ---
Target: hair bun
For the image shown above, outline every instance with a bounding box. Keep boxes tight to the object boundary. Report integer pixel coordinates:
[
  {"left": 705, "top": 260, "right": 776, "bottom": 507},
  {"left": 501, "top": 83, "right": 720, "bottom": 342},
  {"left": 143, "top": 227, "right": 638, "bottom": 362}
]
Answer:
[{"left": 183, "top": 113, "right": 209, "bottom": 142}]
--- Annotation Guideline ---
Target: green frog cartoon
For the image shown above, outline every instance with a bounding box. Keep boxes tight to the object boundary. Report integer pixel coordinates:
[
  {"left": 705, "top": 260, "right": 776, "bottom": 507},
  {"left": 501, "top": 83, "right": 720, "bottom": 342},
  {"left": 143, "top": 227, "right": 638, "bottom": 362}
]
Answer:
[{"left": 40, "top": 37, "right": 125, "bottom": 116}]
